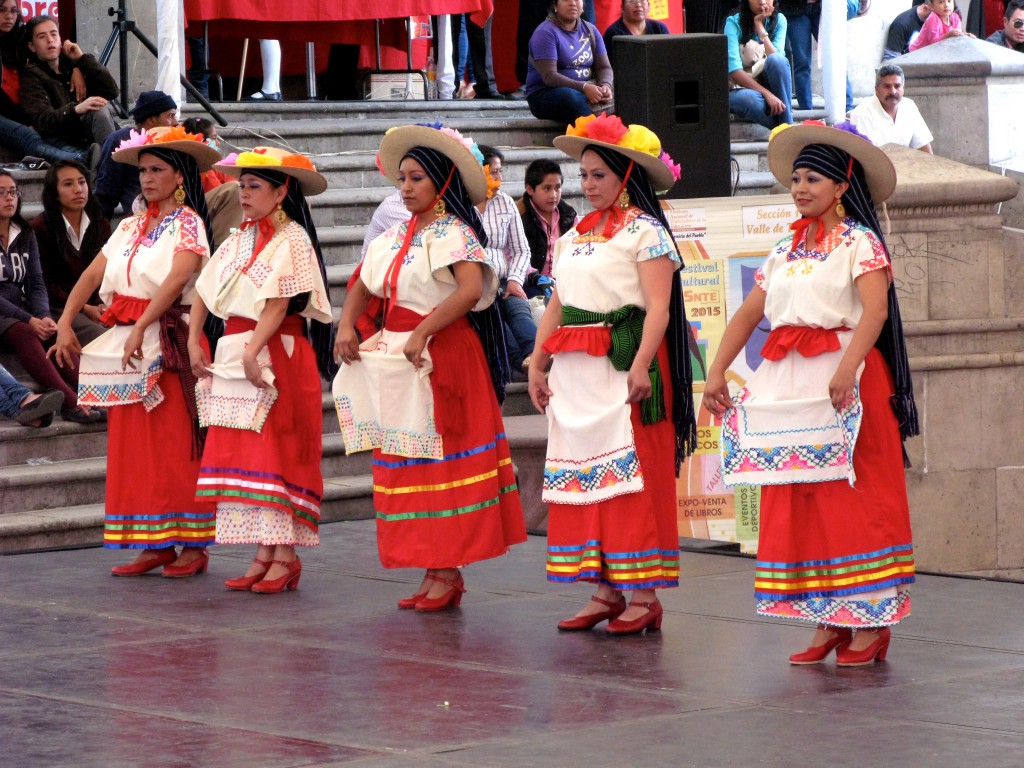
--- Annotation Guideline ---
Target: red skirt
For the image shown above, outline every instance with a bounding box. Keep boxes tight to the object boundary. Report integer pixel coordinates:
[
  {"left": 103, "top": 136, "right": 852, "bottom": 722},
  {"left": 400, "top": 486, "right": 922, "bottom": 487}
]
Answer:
[
  {"left": 546, "top": 342, "right": 680, "bottom": 590},
  {"left": 373, "top": 318, "right": 526, "bottom": 569},
  {"left": 755, "top": 348, "right": 915, "bottom": 626},
  {"left": 103, "top": 369, "right": 216, "bottom": 550},
  {"left": 195, "top": 317, "right": 324, "bottom": 539}
]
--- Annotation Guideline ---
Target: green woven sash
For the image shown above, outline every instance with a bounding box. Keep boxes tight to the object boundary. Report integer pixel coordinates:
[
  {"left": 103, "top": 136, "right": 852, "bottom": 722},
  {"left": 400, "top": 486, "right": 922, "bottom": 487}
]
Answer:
[{"left": 560, "top": 304, "right": 666, "bottom": 425}]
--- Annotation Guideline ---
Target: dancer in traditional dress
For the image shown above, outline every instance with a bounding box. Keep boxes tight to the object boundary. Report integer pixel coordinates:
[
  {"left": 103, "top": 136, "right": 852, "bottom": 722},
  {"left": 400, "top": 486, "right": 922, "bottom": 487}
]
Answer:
[
  {"left": 529, "top": 114, "right": 696, "bottom": 635},
  {"left": 51, "top": 126, "right": 221, "bottom": 577},
  {"left": 334, "top": 124, "right": 526, "bottom": 612},
  {"left": 703, "top": 121, "right": 919, "bottom": 666},
  {"left": 188, "top": 147, "right": 334, "bottom": 594}
]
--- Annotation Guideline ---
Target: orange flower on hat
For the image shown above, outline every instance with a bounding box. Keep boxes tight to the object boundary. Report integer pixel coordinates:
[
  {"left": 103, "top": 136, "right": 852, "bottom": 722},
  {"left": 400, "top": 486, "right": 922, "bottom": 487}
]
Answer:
[
  {"left": 152, "top": 125, "right": 202, "bottom": 144},
  {"left": 281, "top": 154, "right": 316, "bottom": 172},
  {"left": 565, "top": 114, "right": 597, "bottom": 137}
]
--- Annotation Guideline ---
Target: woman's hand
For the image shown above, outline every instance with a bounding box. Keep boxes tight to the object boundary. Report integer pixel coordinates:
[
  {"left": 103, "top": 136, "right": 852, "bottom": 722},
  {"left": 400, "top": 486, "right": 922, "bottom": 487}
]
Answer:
[
  {"left": 701, "top": 370, "right": 733, "bottom": 417},
  {"left": 625, "top": 359, "right": 652, "bottom": 404},
  {"left": 404, "top": 328, "right": 427, "bottom": 370},
  {"left": 120, "top": 326, "right": 145, "bottom": 371},
  {"left": 582, "top": 82, "right": 605, "bottom": 105},
  {"left": 334, "top": 321, "right": 361, "bottom": 364},
  {"left": 829, "top": 363, "right": 857, "bottom": 412},
  {"left": 528, "top": 362, "right": 552, "bottom": 413},
  {"left": 48, "top": 322, "right": 82, "bottom": 368},
  {"left": 82, "top": 304, "right": 105, "bottom": 323},
  {"left": 28, "top": 316, "right": 57, "bottom": 341},
  {"left": 241, "top": 352, "right": 266, "bottom": 388},
  {"left": 189, "top": 340, "right": 212, "bottom": 379},
  {"left": 764, "top": 91, "right": 785, "bottom": 115}
]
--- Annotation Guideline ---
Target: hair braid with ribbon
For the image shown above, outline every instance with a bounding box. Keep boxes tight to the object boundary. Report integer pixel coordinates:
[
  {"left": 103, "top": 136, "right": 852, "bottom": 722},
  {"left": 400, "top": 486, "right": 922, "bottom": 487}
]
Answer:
[
  {"left": 578, "top": 143, "right": 698, "bottom": 468},
  {"left": 792, "top": 142, "right": 919, "bottom": 450}
]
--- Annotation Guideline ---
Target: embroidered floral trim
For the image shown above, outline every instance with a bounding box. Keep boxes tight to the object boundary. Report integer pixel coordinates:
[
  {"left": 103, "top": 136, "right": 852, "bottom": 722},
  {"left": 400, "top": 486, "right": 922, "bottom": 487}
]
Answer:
[{"left": 757, "top": 590, "right": 912, "bottom": 628}]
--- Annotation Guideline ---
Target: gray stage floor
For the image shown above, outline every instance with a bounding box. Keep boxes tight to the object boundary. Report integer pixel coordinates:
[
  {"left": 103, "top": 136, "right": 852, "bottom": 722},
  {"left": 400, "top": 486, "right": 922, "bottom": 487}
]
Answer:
[{"left": 2, "top": 521, "right": 1022, "bottom": 767}]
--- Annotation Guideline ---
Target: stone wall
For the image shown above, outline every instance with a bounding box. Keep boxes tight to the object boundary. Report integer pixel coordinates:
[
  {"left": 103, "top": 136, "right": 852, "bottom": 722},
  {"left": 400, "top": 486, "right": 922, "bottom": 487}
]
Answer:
[{"left": 884, "top": 144, "right": 1024, "bottom": 578}]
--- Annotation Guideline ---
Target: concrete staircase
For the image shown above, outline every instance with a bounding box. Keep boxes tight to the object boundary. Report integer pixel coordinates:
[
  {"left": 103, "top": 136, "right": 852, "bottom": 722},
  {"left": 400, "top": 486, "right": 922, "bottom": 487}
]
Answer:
[{"left": 0, "top": 98, "right": 791, "bottom": 554}]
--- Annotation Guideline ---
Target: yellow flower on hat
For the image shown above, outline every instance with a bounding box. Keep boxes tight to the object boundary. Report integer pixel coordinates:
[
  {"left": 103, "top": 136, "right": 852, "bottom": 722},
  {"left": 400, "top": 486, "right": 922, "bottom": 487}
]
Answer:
[
  {"left": 235, "top": 151, "right": 282, "bottom": 167},
  {"left": 768, "top": 123, "right": 793, "bottom": 142},
  {"left": 619, "top": 124, "right": 661, "bottom": 158}
]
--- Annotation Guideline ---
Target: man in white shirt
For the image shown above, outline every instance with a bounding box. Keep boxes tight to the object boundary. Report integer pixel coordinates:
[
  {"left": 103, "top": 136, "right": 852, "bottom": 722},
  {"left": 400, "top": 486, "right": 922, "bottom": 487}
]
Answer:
[{"left": 848, "top": 64, "right": 933, "bottom": 154}]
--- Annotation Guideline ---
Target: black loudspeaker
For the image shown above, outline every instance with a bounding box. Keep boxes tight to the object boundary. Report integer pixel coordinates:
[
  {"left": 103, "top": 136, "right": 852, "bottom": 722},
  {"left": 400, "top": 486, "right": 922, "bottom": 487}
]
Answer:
[{"left": 613, "top": 34, "right": 731, "bottom": 199}]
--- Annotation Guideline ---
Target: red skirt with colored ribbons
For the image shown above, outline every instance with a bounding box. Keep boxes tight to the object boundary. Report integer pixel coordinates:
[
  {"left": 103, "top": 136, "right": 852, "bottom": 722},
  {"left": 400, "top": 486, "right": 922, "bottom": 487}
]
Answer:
[{"left": 373, "top": 314, "right": 526, "bottom": 569}]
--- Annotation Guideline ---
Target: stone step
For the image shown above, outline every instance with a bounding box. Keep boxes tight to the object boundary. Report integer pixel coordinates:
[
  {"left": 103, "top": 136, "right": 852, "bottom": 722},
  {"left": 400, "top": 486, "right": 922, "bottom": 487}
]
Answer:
[
  {"left": 218, "top": 116, "right": 562, "bottom": 155},
  {"left": 182, "top": 98, "right": 533, "bottom": 124},
  {"left": 0, "top": 412, "right": 546, "bottom": 553},
  {"left": 0, "top": 472, "right": 376, "bottom": 554},
  {"left": 0, "top": 431, "right": 365, "bottom": 513}
]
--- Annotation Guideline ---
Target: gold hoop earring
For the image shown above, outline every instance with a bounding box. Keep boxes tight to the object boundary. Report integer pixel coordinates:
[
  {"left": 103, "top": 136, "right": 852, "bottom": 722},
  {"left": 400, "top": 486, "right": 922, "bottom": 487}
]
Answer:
[
  {"left": 618, "top": 190, "right": 630, "bottom": 210},
  {"left": 173, "top": 185, "right": 186, "bottom": 206},
  {"left": 433, "top": 198, "right": 446, "bottom": 217},
  {"left": 835, "top": 199, "right": 846, "bottom": 218},
  {"left": 272, "top": 204, "right": 287, "bottom": 226}
]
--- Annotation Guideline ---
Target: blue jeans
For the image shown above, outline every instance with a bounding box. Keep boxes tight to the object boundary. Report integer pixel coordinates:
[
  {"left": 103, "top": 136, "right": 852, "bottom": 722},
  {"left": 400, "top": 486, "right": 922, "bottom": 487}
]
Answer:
[
  {"left": 786, "top": 4, "right": 853, "bottom": 112},
  {"left": 0, "top": 363, "right": 31, "bottom": 419},
  {"left": 728, "top": 53, "right": 793, "bottom": 130},
  {"left": 0, "top": 113, "right": 85, "bottom": 163},
  {"left": 497, "top": 285, "right": 537, "bottom": 370},
  {"left": 527, "top": 86, "right": 593, "bottom": 126}
]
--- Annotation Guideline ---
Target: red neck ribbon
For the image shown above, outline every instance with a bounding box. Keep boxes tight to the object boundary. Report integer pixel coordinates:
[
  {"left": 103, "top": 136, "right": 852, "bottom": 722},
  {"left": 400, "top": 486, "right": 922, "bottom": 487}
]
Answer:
[
  {"left": 575, "top": 160, "right": 635, "bottom": 238},
  {"left": 789, "top": 215, "right": 827, "bottom": 249}
]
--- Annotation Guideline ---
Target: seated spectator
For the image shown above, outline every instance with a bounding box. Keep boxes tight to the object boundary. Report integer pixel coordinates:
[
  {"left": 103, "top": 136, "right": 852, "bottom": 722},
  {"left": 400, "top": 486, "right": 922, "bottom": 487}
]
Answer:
[
  {"left": 883, "top": 1, "right": 930, "bottom": 60},
  {"left": 986, "top": 0, "right": 1024, "bottom": 52},
  {"left": 848, "top": 63, "right": 933, "bottom": 153},
  {"left": 95, "top": 90, "right": 177, "bottom": 218},
  {"left": 0, "top": 1, "right": 97, "bottom": 167},
  {"left": 31, "top": 159, "right": 110, "bottom": 348},
  {"left": 19, "top": 15, "right": 118, "bottom": 150},
  {"left": 726, "top": 0, "right": 793, "bottom": 130},
  {"left": 909, "top": 0, "right": 964, "bottom": 51},
  {"left": 525, "top": 0, "right": 613, "bottom": 126},
  {"left": 0, "top": 362, "right": 63, "bottom": 427},
  {"left": 516, "top": 158, "right": 577, "bottom": 287},
  {"left": 477, "top": 145, "right": 536, "bottom": 375},
  {"left": 603, "top": 0, "right": 670, "bottom": 68},
  {"left": 0, "top": 171, "right": 99, "bottom": 423}
]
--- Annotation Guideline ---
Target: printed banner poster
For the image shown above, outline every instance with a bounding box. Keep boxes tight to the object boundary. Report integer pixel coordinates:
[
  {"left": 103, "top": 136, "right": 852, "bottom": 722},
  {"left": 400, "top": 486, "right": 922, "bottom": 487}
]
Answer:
[{"left": 665, "top": 196, "right": 798, "bottom": 553}]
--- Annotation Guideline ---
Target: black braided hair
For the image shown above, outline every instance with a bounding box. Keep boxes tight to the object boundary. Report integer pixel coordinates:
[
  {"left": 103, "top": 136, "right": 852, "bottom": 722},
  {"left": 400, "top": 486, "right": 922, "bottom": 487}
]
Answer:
[{"left": 583, "top": 143, "right": 698, "bottom": 468}]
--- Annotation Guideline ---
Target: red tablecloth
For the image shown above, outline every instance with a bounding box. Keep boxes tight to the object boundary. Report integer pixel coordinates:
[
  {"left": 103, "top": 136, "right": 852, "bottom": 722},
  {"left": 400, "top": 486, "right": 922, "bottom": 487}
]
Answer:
[{"left": 184, "top": 0, "right": 483, "bottom": 24}]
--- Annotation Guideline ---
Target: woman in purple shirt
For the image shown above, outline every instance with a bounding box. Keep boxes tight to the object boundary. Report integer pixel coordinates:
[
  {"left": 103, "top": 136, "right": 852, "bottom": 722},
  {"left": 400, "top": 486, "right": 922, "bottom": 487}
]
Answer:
[{"left": 525, "top": 0, "right": 614, "bottom": 126}]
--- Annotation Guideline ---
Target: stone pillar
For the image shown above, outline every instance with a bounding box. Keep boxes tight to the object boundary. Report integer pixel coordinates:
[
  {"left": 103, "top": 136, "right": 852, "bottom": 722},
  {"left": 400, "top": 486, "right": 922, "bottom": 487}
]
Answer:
[
  {"left": 883, "top": 144, "right": 1024, "bottom": 577},
  {"left": 894, "top": 37, "right": 1024, "bottom": 167},
  {"left": 76, "top": 0, "right": 158, "bottom": 107}
]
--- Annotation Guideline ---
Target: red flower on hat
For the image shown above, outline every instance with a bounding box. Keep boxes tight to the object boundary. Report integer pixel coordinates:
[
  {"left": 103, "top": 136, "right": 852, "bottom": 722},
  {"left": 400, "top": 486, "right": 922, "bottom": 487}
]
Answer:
[{"left": 584, "top": 114, "right": 629, "bottom": 145}]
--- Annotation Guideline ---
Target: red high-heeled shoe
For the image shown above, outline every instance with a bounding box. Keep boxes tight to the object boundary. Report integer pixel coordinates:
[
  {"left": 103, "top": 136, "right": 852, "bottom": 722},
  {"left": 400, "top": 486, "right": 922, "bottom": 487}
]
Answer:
[
  {"left": 606, "top": 599, "right": 663, "bottom": 635},
  {"left": 162, "top": 549, "right": 209, "bottom": 578},
  {"left": 557, "top": 595, "right": 627, "bottom": 631},
  {"left": 110, "top": 548, "right": 177, "bottom": 576},
  {"left": 414, "top": 572, "right": 465, "bottom": 611},
  {"left": 398, "top": 577, "right": 431, "bottom": 610},
  {"left": 251, "top": 558, "right": 302, "bottom": 594},
  {"left": 836, "top": 627, "right": 891, "bottom": 667},
  {"left": 224, "top": 558, "right": 271, "bottom": 591},
  {"left": 789, "top": 625, "right": 854, "bottom": 665}
]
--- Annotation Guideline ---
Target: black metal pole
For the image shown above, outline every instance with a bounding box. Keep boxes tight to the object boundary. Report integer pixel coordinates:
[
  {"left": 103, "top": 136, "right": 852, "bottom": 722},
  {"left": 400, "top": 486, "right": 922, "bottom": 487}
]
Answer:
[{"left": 99, "top": 1, "right": 228, "bottom": 127}]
